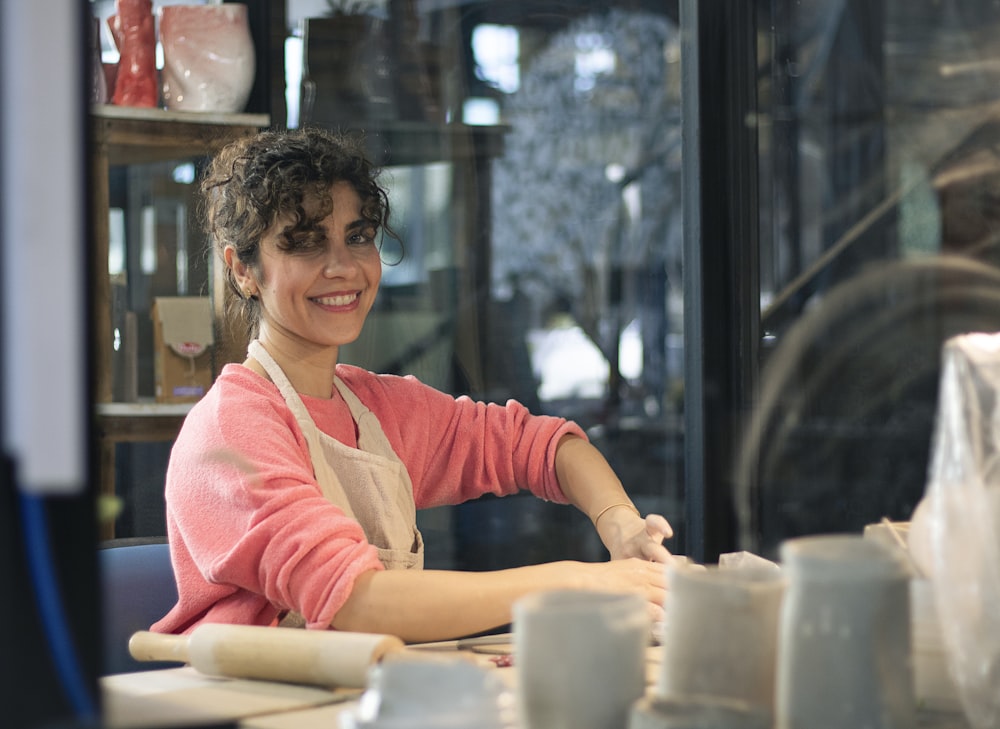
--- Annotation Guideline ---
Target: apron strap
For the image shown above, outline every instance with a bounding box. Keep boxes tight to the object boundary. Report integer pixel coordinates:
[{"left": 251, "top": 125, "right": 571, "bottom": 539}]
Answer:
[
  {"left": 332, "top": 377, "right": 399, "bottom": 462},
  {"left": 247, "top": 340, "right": 333, "bottom": 482},
  {"left": 247, "top": 340, "right": 315, "bottom": 425}
]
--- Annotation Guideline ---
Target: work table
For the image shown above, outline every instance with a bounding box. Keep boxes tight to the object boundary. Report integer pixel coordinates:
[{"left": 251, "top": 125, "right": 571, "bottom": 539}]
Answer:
[{"left": 101, "top": 636, "right": 971, "bottom": 729}]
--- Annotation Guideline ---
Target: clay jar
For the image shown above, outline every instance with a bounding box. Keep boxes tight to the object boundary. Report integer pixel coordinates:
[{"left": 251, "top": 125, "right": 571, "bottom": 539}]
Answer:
[
  {"left": 775, "top": 534, "right": 914, "bottom": 729},
  {"left": 158, "top": 4, "right": 255, "bottom": 113},
  {"left": 514, "top": 589, "right": 649, "bottom": 729},
  {"left": 658, "top": 565, "right": 786, "bottom": 715}
]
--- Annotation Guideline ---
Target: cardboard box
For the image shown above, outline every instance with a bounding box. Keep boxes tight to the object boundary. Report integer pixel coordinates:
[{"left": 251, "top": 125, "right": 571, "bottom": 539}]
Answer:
[{"left": 152, "top": 297, "right": 214, "bottom": 403}]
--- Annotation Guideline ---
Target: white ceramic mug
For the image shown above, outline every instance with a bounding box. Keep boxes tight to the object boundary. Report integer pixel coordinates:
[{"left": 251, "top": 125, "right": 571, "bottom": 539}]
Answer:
[
  {"left": 775, "top": 534, "right": 914, "bottom": 729},
  {"left": 341, "top": 654, "right": 517, "bottom": 729},
  {"left": 513, "top": 589, "right": 650, "bottom": 729},
  {"left": 658, "top": 564, "right": 786, "bottom": 713}
]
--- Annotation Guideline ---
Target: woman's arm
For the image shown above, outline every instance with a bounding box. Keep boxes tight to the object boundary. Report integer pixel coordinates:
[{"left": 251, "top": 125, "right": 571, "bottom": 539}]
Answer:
[
  {"left": 331, "top": 557, "right": 666, "bottom": 643},
  {"left": 331, "top": 434, "right": 674, "bottom": 643},
  {"left": 554, "top": 434, "right": 674, "bottom": 562}
]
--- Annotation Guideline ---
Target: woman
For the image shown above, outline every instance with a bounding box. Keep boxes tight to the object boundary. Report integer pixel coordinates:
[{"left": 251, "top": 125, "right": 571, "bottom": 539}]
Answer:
[{"left": 152, "top": 127, "right": 674, "bottom": 643}]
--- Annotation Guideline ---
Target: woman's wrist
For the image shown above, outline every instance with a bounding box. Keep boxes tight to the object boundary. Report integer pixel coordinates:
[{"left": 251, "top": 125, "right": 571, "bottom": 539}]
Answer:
[
  {"left": 591, "top": 501, "right": 640, "bottom": 527},
  {"left": 592, "top": 503, "right": 644, "bottom": 556}
]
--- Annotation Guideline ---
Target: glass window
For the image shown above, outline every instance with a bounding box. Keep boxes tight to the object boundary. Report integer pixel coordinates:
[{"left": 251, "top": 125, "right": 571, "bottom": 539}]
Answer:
[
  {"left": 286, "top": 1, "right": 687, "bottom": 567},
  {"left": 749, "top": 0, "right": 1000, "bottom": 557}
]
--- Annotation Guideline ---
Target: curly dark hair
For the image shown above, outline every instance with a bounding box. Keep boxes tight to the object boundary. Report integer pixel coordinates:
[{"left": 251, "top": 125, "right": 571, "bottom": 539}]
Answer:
[{"left": 201, "top": 126, "right": 396, "bottom": 340}]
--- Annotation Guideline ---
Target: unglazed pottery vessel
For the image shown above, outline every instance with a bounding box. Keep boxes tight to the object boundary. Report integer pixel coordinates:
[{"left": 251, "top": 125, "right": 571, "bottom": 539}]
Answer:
[
  {"left": 158, "top": 3, "right": 255, "bottom": 113},
  {"left": 629, "top": 696, "right": 771, "bottom": 729},
  {"left": 658, "top": 564, "right": 786, "bottom": 714},
  {"left": 775, "top": 534, "right": 914, "bottom": 729},
  {"left": 514, "top": 589, "right": 649, "bottom": 729}
]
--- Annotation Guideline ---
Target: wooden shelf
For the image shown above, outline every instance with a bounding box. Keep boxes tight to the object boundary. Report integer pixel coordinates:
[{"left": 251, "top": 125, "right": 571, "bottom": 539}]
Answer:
[
  {"left": 91, "top": 104, "right": 271, "bottom": 166},
  {"left": 95, "top": 403, "right": 193, "bottom": 443},
  {"left": 90, "top": 104, "right": 507, "bottom": 167},
  {"left": 93, "top": 104, "right": 269, "bottom": 125}
]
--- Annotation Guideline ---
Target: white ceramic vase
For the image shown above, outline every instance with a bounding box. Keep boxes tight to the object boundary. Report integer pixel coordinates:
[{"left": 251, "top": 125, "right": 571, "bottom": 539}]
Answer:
[{"left": 158, "top": 3, "right": 255, "bottom": 113}]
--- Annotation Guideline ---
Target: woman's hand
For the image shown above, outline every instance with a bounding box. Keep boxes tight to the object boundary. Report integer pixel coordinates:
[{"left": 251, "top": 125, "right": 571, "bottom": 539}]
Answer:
[
  {"left": 573, "top": 557, "right": 668, "bottom": 621},
  {"left": 536, "top": 557, "right": 667, "bottom": 623},
  {"left": 552, "top": 435, "right": 675, "bottom": 564},
  {"left": 597, "top": 509, "right": 674, "bottom": 563},
  {"left": 333, "top": 556, "right": 668, "bottom": 641}
]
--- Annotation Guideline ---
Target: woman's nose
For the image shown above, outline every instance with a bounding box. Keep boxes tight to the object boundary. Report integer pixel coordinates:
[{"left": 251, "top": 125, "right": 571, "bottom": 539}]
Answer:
[{"left": 322, "top": 241, "right": 356, "bottom": 276}]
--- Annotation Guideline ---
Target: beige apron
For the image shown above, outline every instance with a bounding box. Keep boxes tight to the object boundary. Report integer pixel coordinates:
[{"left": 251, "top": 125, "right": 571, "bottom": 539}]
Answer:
[{"left": 248, "top": 340, "right": 424, "bottom": 574}]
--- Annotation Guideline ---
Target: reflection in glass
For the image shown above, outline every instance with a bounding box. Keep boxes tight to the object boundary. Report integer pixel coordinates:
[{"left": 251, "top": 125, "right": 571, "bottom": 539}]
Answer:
[{"left": 749, "top": 0, "right": 1000, "bottom": 557}]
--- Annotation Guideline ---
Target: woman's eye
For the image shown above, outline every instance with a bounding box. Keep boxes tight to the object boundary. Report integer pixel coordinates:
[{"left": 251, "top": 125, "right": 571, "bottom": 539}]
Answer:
[
  {"left": 285, "top": 232, "right": 326, "bottom": 252},
  {"left": 349, "top": 229, "right": 376, "bottom": 246}
]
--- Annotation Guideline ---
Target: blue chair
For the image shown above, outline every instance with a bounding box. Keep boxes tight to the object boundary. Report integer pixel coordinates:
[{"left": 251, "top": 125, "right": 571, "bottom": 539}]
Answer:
[{"left": 98, "top": 538, "right": 180, "bottom": 675}]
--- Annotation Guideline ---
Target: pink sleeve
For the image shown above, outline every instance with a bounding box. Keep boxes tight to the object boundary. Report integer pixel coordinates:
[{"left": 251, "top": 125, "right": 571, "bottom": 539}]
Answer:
[
  {"left": 336, "top": 367, "right": 588, "bottom": 508},
  {"left": 155, "top": 367, "right": 384, "bottom": 633}
]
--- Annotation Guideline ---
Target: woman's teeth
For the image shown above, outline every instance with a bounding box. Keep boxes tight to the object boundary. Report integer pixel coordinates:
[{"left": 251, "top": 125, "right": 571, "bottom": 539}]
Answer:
[{"left": 314, "top": 294, "right": 356, "bottom": 306}]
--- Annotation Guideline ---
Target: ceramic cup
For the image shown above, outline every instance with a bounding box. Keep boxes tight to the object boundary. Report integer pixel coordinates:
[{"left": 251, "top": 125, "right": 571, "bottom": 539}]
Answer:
[
  {"left": 342, "top": 654, "right": 517, "bottom": 729},
  {"left": 658, "top": 564, "right": 786, "bottom": 714},
  {"left": 513, "top": 589, "right": 650, "bottom": 729},
  {"left": 158, "top": 3, "right": 255, "bottom": 113},
  {"left": 775, "top": 534, "right": 914, "bottom": 729},
  {"left": 629, "top": 695, "right": 771, "bottom": 729},
  {"left": 909, "top": 577, "right": 960, "bottom": 712}
]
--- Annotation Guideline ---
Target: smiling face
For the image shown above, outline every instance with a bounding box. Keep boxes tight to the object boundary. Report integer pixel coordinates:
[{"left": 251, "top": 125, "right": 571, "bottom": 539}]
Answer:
[{"left": 230, "top": 181, "right": 382, "bottom": 362}]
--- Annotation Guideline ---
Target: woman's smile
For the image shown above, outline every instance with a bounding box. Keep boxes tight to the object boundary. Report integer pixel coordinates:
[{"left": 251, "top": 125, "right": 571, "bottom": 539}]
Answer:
[{"left": 312, "top": 291, "right": 362, "bottom": 309}]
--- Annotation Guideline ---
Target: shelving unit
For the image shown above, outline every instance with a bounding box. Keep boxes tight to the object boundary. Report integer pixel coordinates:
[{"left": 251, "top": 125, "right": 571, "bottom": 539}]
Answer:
[{"left": 91, "top": 105, "right": 269, "bottom": 538}]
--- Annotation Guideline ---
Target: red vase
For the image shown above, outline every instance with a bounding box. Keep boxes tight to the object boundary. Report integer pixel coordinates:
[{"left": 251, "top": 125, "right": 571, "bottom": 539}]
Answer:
[{"left": 108, "top": 0, "right": 158, "bottom": 108}]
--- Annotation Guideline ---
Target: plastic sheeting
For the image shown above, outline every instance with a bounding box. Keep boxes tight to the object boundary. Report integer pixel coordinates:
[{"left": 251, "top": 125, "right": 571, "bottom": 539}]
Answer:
[{"left": 911, "top": 332, "right": 1000, "bottom": 729}]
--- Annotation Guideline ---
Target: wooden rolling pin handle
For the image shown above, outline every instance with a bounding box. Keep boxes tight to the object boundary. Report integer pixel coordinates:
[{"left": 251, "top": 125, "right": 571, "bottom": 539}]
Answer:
[
  {"left": 128, "top": 625, "right": 406, "bottom": 689},
  {"left": 129, "top": 631, "right": 190, "bottom": 663}
]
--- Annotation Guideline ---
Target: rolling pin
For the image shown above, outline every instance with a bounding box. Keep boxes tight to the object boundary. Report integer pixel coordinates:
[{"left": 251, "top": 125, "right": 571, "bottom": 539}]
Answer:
[{"left": 129, "top": 624, "right": 405, "bottom": 688}]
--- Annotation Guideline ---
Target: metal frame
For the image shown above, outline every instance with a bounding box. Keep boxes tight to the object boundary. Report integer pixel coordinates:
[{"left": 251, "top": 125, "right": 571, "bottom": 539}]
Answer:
[{"left": 681, "top": 0, "right": 761, "bottom": 562}]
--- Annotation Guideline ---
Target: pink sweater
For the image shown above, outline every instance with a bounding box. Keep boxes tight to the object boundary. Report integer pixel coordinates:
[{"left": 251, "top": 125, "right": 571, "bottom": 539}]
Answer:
[{"left": 152, "top": 363, "right": 584, "bottom": 634}]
